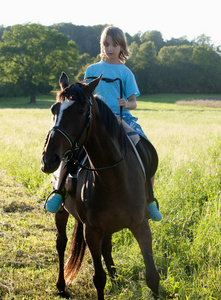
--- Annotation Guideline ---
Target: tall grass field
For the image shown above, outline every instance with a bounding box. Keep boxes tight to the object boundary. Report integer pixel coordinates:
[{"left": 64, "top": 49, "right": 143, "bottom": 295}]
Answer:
[{"left": 0, "top": 94, "right": 221, "bottom": 299}]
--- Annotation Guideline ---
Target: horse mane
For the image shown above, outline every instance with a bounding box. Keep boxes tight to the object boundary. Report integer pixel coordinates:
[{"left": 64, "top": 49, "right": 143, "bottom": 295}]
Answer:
[
  {"left": 56, "top": 82, "right": 87, "bottom": 104},
  {"left": 94, "top": 95, "right": 124, "bottom": 139}
]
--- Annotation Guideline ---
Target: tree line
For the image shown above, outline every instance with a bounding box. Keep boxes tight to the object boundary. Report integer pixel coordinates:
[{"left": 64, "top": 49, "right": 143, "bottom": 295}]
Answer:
[{"left": 0, "top": 23, "right": 221, "bottom": 102}]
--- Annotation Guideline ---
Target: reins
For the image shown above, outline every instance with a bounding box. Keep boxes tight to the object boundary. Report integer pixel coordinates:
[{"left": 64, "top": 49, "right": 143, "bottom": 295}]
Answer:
[{"left": 70, "top": 151, "right": 126, "bottom": 172}]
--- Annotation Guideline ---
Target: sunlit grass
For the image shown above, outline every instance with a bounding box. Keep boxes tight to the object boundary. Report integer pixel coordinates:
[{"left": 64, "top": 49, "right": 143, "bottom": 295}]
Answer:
[{"left": 0, "top": 94, "right": 221, "bottom": 299}]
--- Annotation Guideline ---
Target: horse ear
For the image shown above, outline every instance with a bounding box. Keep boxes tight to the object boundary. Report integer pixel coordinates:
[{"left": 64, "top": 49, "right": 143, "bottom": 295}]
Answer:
[
  {"left": 59, "top": 72, "right": 69, "bottom": 91},
  {"left": 83, "top": 74, "right": 102, "bottom": 97}
]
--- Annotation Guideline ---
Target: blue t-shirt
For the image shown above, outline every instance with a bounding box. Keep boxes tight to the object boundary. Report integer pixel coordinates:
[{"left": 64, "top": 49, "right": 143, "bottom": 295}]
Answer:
[{"left": 85, "top": 61, "right": 140, "bottom": 115}]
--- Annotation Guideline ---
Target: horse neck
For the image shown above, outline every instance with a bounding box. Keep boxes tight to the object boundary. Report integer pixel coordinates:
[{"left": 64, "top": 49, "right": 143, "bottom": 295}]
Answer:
[{"left": 84, "top": 115, "right": 124, "bottom": 171}]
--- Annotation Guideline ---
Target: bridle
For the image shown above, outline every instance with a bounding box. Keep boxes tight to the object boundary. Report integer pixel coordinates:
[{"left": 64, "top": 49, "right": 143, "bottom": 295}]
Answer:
[
  {"left": 44, "top": 97, "right": 92, "bottom": 160},
  {"left": 43, "top": 96, "right": 127, "bottom": 172}
]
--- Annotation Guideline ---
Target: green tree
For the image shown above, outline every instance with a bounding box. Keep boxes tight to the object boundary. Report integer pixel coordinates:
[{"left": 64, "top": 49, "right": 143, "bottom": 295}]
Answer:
[
  {"left": 141, "top": 30, "right": 164, "bottom": 52},
  {"left": 193, "top": 34, "right": 212, "bottom": 47},
  {"left": 158, "top": 45, "right": 193, "bottom": 66},
  {"left": 157, "top": 44, "right": 221, "bottom": 93},
  {"left": 75, "top": 53, "right": 99, "bottom": 81},
  {"left": 157, "top": 45, "right": 195, "bottom": 92},
  {"left": 127, "top": 41, "right": 157, "bottom": 93},
  {"left": 191, "top": 45, "right": 221, "bottom": 92},
  {"left": 165, "top": 36, "right": 191, "bottom": 47},
  {"left": 51, "top": 23, "right": 105, "bottom": 57},
  {"left": 0, "top": 24, "right": 79, "bottom": 103}
]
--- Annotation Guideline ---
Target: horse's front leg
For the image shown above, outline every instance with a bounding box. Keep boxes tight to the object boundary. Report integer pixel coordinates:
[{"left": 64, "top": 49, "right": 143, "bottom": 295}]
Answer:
[
  {"left": 55, "top": 208, "right": 69, "bottom": 295},
  {"left": 131, "top": 219, "right": 159, "bottom": 298},
  {"left": 85, "top": 226, "right": 106, "bottom": 300},
  {"left": 102, "top": 235, "right": 117, "bottom": 279}
]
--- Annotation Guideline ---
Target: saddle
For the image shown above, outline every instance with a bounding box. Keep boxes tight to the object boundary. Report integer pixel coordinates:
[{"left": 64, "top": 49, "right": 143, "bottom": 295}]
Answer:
[
  {"left": 136, "top": 135, "right": 158, "bottom": 179},
  {"left": 126, "top": 131, "right": 158, "bottom": 206},
  {"left": 122, "top": 118, "right": 158, "bottom": 178}
]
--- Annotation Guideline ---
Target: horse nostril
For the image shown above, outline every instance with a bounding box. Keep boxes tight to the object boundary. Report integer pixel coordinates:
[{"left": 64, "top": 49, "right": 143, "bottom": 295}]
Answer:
[
  {"left": 41, "top": 154, "right": 46, "bottom": 170},
  {"left": 41, "top": 153, "right": 61, "bottom": 173}
]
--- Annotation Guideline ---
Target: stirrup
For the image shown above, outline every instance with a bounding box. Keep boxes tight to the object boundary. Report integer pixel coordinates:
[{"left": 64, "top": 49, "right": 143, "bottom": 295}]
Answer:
[{"left": 44, "top": 189, "right": 67, "bottom": 213}]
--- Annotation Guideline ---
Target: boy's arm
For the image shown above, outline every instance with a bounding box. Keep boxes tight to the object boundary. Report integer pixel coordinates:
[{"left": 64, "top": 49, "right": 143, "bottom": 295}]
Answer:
[{"left": 117, "top": 93, "right": 137, "bottom": 110}]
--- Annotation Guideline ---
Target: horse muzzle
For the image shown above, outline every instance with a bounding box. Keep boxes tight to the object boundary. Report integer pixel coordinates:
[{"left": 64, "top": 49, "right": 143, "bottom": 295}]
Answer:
[{"left": 41, "top": 151, "right": 61, "bottom": 174}]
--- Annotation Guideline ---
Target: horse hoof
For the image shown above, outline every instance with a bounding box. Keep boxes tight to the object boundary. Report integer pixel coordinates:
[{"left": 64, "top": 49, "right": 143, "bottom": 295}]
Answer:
[{"left": 57, "top": 291, "right": 70, "bottom": 299}]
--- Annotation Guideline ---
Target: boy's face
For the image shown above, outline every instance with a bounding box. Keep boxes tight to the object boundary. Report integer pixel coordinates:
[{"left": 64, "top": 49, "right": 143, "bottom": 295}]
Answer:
[{"left": 104, "top": 35, "right": 122, "bottom": 63}]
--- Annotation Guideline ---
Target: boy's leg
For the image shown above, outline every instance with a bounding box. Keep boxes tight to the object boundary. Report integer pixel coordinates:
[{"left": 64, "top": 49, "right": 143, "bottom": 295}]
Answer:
[
  {"left": 53, "top": 160, "right": 68, "bottom": 194},
  {"left": 135, "top": 141, "right": 162, "bottom": 221},
  {"left": 118, "top": 117, "right": 162, "bottom": 221}
]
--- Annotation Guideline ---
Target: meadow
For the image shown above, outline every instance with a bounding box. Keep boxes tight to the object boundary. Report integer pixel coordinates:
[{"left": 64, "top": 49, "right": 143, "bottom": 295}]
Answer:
[{"left": 0, "top": 94, "right": 221, "bottom": 299}]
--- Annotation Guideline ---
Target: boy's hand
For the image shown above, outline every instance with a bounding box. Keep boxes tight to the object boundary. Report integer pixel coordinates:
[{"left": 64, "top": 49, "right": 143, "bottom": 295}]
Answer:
[
  {"left": 117, "top": 97, "right": 127, "bottom": 108},
  {"left": 81, "top": 79, "right": 88, "bottom": 84}
]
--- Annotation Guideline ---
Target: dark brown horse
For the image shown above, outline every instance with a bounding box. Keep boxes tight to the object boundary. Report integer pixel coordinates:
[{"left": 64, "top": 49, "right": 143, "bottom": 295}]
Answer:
[{"left": 41, "top": 73, "right": 159, "bottom": 299}]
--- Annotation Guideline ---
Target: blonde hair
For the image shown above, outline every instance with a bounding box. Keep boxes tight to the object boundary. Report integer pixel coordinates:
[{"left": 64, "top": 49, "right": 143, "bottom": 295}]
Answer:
[{"left": 100, "top": 26, "right": 130, "bottom": 64}]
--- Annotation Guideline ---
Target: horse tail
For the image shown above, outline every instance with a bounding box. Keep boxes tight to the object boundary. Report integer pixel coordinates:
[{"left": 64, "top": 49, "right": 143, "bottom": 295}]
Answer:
[{"left": 64, "top": 219, "right": 86, "bottom": 283}]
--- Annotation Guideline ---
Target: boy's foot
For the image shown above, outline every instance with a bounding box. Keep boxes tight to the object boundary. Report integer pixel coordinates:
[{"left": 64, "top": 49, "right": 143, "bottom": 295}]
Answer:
[
  {"left": 148, "top": 202, "right": 162, "bottom": 221},
  {"left": 45, "top": 190, "right": 66, "bottom": 213}
]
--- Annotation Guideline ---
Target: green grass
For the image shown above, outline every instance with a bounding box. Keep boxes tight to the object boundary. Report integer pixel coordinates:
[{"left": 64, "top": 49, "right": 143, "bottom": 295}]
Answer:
[
  {"left": 0, "top": 94, "right": 221, "bottom": 299},
  {"left": 0, "top": 94, "right": 55, "bottom": 109}
]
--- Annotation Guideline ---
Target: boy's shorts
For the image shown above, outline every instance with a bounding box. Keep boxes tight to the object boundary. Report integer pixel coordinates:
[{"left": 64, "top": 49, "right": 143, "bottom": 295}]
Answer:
[{"left": 116, "top": 114, "right": 148, "bottom": 139}]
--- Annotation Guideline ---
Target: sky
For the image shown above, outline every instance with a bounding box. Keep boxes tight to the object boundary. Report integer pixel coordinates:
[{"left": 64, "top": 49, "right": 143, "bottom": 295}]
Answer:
[{"left": 1, "top": 0, "right": 221, "bottom": 46}]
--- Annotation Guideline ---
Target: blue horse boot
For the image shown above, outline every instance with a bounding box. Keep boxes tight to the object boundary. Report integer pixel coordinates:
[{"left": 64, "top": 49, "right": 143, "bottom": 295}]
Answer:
[
  {"left": 148, "top": 202, "right": 162, "bottom": 221},
  {"left": 46, "top": 192, "right": 64, "bottom": 213}
]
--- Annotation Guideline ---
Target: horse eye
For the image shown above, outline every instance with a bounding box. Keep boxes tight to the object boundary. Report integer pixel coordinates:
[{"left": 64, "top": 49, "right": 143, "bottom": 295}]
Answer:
[
  {"left": 78, "top": 108, "right": 86, "bottom": 116},
  {"left": 51, "top": 102, "right": 60, "bottom": 115}
]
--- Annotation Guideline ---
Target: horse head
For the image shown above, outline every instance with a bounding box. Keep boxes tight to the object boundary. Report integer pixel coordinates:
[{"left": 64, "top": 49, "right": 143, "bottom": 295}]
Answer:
[{"left": 41, "top": 72, "right": 102, "bottom": 174}]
